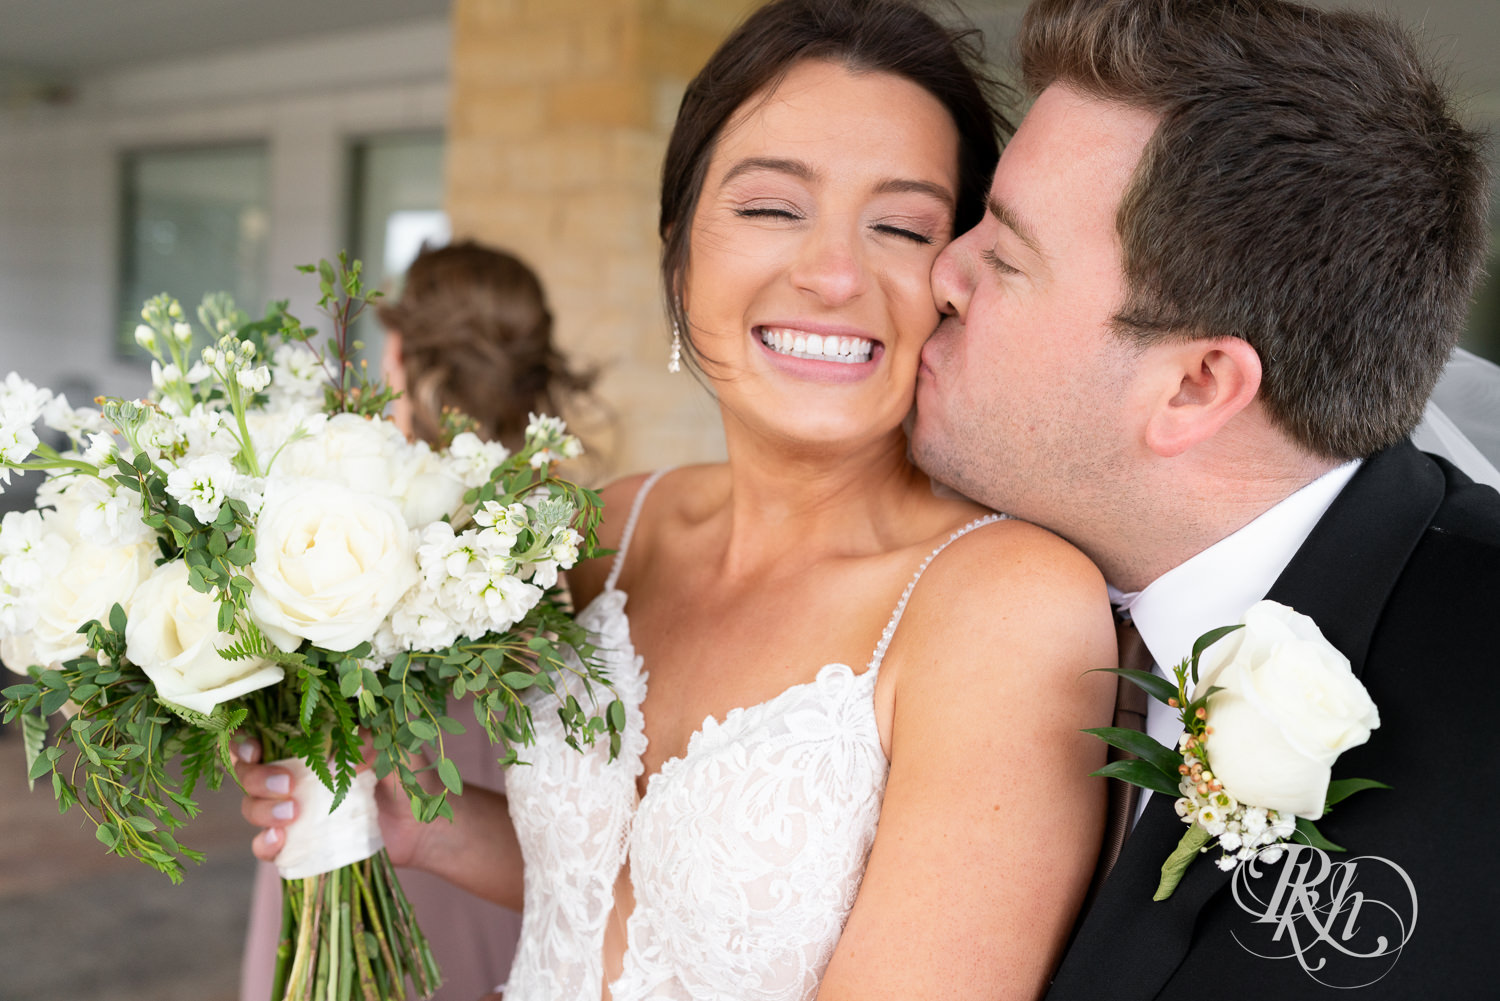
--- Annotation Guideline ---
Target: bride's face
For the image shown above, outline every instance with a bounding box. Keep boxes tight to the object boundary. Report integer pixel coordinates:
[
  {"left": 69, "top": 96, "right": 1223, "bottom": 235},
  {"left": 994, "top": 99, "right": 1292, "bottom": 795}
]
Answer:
[{"left": 681, "top": 59, "right": 961, "bottom": 451}]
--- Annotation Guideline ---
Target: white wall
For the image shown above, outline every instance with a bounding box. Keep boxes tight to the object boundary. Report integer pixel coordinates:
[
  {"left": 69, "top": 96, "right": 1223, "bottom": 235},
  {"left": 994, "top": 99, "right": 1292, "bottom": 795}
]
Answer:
[{"left": 0, "top": 17, "right": 451, "bottom": 402}]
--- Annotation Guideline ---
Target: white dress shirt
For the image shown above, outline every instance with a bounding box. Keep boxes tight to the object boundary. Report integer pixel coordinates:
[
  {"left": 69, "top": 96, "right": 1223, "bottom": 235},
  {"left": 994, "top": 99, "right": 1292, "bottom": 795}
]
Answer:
[{"left": 1110, "top": 460, "right": 1361, "bottom": 820}]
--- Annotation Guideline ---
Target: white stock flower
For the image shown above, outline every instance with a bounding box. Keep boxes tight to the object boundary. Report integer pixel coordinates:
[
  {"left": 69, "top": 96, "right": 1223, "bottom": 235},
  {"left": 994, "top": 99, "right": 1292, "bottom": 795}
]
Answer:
[
  {"left": 125, "top": 560, "right": 282, "bottom": 714},
  {"left": 247, "top": 478, "right": 417, "bottom": 652},
  {"left": 1192, "top": 601, "right": 1380, "bottom": 820},
  {"left": 0, "top": 523, "right": 153, "bottom": 674},
  {"left": 173, "top": 405, "right": 240, "bottom": 456},
  {"left": 41, "top": 395, "right": 106, "bottom": 441},
  {"left": 236, "top": 365, "right": 272, "bottom": 394},
  {"left": 139, "top": 411, "right": 185, "bottom": 461},
  {"left": 1, "top": 372, "right": 52, "bottom": 425},
  {"left": 50, "top": 475, "right": 153, "bottom": 548},
  {"left": 79, "top": 432, "right": 116, "bottom": 467},
  {"left": 135, "top": 324, "right": 158, "bottom": 351},
  {"left": 166, "top": 454, "right": 241, "bottom": 524},
  {"left": 445, "top": 432, "right": 510, "bottom": 488},
  {"left": 0, "top": 423, "right": 38, "bottom": 481},
  {"left": 268, "top": 342, "right": 327, "bottom": 405},
  {"left": 0, "top": 510, "right": 60, "bottom": 640}
]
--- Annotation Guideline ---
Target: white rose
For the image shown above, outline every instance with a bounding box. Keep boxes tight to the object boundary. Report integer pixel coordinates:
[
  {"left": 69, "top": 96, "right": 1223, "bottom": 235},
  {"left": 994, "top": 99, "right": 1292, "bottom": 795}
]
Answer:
[
  {"left": 1191, "top": 600, "right": 1380, "bottom": 819},
  {"left": 275, "top": 412, "right": 410, "bottom": 491},
  {"left": 400, "top": 441, "right": 468, "bottom": 529},
  {"left": 0, "top": 523, "right": 153, "bottom": 673},
  {"left": 125, "top": 560, "right": 283, "bottom": 714},
  {"left": 247, "top": 478, "right": 417, "bottom": 652},
  {"left": 274, "top": 413, "right": 464, "bottom": 529}
]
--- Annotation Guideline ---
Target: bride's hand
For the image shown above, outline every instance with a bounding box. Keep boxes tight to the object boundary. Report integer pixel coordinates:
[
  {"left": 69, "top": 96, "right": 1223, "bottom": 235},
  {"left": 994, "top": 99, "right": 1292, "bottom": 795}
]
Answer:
[{"left": 233, "top": 738, "right": 430, "bottom": 868}]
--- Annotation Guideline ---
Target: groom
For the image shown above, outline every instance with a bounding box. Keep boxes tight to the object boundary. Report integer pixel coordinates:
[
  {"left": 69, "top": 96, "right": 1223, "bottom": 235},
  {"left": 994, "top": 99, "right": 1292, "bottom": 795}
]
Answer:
[{"left": 912, "top": 0, "right": 1500, "bottom": 997}]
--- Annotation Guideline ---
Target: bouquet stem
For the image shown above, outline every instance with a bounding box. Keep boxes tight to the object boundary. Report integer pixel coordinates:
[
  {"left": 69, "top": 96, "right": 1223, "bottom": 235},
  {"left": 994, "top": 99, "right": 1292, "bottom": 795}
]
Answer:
[{"left": 271, "top": 851, "right": 440, "bottom": 1001}]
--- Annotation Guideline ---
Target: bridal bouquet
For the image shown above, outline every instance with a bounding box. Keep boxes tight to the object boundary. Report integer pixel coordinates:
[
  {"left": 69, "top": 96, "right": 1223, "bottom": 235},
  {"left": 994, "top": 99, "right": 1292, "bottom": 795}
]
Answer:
[{"left": 0, "top": 257, "right": 620, "bottom": 1000}]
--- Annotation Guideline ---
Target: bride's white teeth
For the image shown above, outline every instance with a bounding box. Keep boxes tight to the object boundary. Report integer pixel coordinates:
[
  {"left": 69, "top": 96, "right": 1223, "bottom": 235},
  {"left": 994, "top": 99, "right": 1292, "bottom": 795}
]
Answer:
[{"left": 758, "top": 327, "right": 875, "bottom": 364}]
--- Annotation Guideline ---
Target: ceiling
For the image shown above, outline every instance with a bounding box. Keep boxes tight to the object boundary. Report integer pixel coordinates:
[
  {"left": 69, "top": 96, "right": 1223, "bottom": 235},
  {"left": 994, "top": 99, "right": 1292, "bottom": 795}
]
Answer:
[
  {"left": 0, "top": 0, "right": 451, "bottom": 80},
  {"left": 0, "top": 0, "right": 1494, "bottom": 111}
]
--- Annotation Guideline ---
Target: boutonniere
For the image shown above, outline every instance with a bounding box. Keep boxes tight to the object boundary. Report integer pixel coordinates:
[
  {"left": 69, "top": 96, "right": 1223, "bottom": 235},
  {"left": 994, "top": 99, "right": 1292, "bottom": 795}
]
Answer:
[{"left": 1088, "top": 600, "right": 1388, "bottom": 900}]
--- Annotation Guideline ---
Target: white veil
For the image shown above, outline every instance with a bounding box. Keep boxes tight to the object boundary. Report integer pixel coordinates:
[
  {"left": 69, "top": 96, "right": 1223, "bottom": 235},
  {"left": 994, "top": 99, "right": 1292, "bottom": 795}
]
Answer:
[{"left": 1412, "top": 347, "right": 1500, "bottom": 490}]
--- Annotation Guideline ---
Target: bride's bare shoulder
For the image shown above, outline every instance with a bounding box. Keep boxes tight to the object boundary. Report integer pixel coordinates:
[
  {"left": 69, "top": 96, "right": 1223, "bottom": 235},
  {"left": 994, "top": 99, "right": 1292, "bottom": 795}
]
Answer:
[{"left": 567, "top": 465, "right": 727, "bottom": 606}]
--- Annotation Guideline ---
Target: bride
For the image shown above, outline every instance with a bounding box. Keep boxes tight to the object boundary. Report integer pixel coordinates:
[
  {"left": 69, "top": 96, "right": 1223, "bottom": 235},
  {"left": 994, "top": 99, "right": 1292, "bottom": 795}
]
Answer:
[{"left": 239, "top": 1, "right": 1117, "bottom": 997}]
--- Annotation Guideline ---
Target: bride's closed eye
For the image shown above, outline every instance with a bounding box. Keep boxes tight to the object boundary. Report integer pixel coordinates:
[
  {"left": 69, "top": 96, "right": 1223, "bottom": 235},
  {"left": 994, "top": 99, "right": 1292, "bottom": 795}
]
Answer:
[
  {"left": 734, "top": 204, "right": 804, "bottom": 221},
  {"left": 872, "top": 222, "right": 936, "bottom": 245}
]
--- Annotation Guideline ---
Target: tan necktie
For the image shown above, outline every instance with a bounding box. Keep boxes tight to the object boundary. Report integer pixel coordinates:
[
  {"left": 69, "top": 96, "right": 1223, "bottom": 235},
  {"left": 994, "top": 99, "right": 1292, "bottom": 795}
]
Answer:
[{"left": 1095, "top": 618, "right": 1154, "bottom": 885}]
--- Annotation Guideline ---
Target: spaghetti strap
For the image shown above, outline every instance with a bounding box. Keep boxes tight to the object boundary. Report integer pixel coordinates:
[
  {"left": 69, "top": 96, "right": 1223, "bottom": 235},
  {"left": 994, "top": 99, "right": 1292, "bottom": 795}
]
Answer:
[
  {"left": 603, "top": 468, "right": 672, "bottom": 592},
  {"left": 866, "top": 513, "right": 1006, "bottom": 672}
]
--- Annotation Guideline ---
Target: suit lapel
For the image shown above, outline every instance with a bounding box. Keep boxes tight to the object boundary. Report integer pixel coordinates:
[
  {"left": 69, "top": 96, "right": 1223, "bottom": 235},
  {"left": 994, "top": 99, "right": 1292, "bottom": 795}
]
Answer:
[
  {"left": 1048, "top": 442, "right": 1445, "bottom": 999},
  {"left": 1263, "top": 442, "right": 1443, "bottom": 677}
]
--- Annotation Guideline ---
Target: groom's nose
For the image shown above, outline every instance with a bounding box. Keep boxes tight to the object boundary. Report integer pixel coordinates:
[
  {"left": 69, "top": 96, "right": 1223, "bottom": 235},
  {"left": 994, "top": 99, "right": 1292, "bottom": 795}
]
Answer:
[{"left": 930, "top": 234, "right": 974, "bottom": 321}]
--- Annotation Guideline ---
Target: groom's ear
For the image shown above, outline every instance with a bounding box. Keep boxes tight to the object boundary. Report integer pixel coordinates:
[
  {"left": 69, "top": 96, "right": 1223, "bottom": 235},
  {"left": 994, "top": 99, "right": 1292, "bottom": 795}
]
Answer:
[{"left": 1142, "top": 337, "right": 1262, "bottom": 458}]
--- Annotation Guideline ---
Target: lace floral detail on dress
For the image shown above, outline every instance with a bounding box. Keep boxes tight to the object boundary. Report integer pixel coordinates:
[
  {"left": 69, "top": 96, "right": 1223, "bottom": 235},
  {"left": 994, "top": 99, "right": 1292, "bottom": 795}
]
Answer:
[{"left": 503, "top": 480, "right": 1002, "bottom": 1001}]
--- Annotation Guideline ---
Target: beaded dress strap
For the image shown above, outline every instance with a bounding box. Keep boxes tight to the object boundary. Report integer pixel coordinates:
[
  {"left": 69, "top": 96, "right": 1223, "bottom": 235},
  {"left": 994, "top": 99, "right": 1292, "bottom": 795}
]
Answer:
[
  {"left": 866, "top": 513, "right": 1006, "bottom": 672},
  {"left": 603, "top": 468, "right": 673, "bottom": 592}
]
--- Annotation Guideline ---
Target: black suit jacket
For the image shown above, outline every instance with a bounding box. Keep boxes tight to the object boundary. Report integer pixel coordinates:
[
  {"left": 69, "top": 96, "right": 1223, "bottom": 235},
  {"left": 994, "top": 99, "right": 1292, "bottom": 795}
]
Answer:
[{"left": 1046, "top": 442, "right": 1500, "bottom": 1000}]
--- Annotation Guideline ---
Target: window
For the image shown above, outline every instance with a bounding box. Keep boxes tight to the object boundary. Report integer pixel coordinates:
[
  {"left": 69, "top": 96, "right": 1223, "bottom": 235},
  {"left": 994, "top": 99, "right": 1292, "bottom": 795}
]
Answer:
[
  {"left": 347, "top": 132, "right": 448, "bottom": 356},
  {"left": 117, "top": 145, "right": 270, "bottom": 354}
]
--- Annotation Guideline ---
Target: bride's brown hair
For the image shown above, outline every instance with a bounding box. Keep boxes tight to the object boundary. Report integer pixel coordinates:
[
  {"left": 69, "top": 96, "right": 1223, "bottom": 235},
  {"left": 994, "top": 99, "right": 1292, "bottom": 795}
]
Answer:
[{"left": 657, "top": 0, "right": 1013, "bottom": 375}]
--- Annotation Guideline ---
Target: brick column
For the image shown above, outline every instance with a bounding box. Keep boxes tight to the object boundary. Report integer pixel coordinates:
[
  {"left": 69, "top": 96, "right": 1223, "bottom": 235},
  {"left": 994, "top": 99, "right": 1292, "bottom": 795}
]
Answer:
[{"left": 445, "top": 0, "right": 754, "bottom": 477}]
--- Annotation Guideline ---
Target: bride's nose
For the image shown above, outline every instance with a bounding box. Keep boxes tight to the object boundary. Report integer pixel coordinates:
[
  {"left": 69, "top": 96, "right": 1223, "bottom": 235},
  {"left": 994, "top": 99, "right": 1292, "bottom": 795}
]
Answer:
[{"left": 788, "top": 219, "right": 866, "bottom": 306}]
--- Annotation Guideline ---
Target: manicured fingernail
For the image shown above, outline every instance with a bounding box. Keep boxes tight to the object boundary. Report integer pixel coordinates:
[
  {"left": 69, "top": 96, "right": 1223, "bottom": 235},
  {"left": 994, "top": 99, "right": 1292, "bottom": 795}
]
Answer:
[
  {"left": 265, "top": 827, "right": 282, "bottom": 846},
  {"left": 236, "top": 742, "right": 256, "bottom": 763},
  {"left": 267, "top": 773, "right": 290, "bottom": 795},
  {"left": 272, "top": 801, "right": 295, "bottom": 821}
]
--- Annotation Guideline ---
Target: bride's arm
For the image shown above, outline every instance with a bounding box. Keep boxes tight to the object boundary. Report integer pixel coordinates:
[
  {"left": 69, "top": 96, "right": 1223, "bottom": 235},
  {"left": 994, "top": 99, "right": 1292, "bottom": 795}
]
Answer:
[{"left": 816, "top": 519, "right": 1116, "bottom": 1001}]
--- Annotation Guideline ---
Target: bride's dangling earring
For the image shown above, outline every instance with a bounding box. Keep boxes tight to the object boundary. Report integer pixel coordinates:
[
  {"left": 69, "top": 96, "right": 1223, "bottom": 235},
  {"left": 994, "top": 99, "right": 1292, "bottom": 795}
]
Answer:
[{"left": 667, "top": 316, "right": 683, "bottom": 374}]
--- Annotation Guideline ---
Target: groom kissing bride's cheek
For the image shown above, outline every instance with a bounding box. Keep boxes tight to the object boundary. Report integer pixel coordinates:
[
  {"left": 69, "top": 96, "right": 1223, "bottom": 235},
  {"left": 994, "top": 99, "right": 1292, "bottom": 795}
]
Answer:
[{"left": 913, "top": 0, "right": 1499, "bottom": 998}]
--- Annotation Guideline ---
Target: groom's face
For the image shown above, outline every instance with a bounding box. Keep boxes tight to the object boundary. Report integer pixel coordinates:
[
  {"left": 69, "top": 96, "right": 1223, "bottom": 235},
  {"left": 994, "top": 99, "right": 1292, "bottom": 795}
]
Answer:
[{"left": 912, "top": 85, "right": 1158, "bottom": 531}]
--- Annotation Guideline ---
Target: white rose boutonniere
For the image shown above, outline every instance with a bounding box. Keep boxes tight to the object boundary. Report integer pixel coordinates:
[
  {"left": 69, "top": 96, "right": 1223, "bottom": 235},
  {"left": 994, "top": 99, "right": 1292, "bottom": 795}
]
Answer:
[{"left": 1087, "top": 599, "right": 1388, "bottom": 900}]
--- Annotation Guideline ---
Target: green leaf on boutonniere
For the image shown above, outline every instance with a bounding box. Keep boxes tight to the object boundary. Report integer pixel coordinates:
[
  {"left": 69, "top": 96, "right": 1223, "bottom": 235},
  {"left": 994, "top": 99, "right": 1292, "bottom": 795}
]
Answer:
[
  {"left": 1294, "top": 817, "right": 1344, "bottom": 852},
  {"left": 1189, "top": 624, "right": 1242, "bottom": 685},
  {"left": 1087, "top": 666, "right": 1179, "bottom": 705},
  {"left": 1155, "top": 823, "right": 1212, "bottom": 900},
  {"left": 1093, "top": 758, "right": 1183, "bottom": 799},
  {"left": 1325, "top": 777, "right": 1391, "bottom": 807},
  {"left": 1082, "top": 726, "right": 1184, "bottom": 777}
]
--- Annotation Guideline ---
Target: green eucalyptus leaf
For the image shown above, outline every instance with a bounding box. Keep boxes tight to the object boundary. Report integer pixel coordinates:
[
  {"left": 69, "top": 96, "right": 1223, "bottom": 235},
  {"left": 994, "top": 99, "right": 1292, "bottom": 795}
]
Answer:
[
  {"left": 407, "top": 719, "right": 439, "bottom": 741},
  {"left": 21, "top": 711, "right": 48, "bottom": 789},
  {"left": 436, "top": 757, "right": 463, "bottom": 795},
  {"left": 501, "top": 671, "right": 535, "bottom": 690},
  {"left": 39, "top": 689, "right": 71, "bottom": 716},
  {"left": 109, "top": 603, "right": 128, "bottom": 634}
]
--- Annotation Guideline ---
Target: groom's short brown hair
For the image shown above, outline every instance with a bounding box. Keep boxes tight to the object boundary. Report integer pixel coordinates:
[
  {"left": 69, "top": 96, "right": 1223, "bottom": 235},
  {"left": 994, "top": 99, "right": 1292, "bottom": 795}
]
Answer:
[{"left": 1018, "top": 0, "right": 1490, "bottom": 460}]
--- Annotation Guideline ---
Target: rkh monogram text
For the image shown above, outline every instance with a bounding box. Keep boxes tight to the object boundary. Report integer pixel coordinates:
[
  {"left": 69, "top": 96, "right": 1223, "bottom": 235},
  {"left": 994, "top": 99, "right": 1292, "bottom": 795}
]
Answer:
[{"left": 1229, "top": 844, "right": 1417, "bottom": 988}]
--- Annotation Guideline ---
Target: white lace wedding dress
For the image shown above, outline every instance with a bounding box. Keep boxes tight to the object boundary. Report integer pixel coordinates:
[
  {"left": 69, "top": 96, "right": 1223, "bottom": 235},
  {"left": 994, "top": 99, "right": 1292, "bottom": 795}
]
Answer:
[{"left": 501, "top": 470, "right": 1001, "bottom": 1001}]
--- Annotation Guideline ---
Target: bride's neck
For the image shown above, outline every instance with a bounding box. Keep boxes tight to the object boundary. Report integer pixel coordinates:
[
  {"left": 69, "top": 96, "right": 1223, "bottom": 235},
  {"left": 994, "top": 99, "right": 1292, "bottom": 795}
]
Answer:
[{"left": 709, "top": 424, "right": 932, "bottom": 574}]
